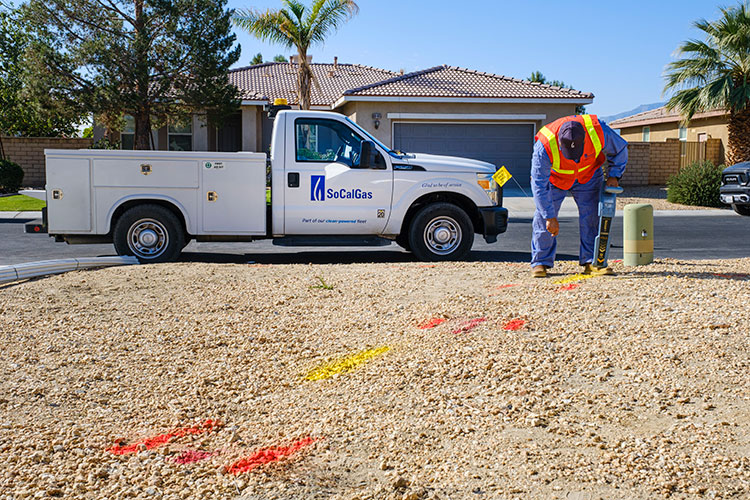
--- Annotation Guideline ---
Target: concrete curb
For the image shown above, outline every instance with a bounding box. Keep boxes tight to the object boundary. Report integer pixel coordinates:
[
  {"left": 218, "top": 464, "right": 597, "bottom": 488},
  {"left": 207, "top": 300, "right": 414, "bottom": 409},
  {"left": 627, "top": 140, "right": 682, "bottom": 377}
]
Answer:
[{"left": 0, "top": 256, "right": 139, "bottom": 286}]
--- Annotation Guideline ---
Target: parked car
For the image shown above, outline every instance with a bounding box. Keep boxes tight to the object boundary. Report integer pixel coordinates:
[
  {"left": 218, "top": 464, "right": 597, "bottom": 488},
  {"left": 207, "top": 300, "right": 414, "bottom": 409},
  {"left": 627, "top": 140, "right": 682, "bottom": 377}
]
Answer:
[
  {"left": 36, "top": 110, "right": 508, "bottom": 262},
  {"left": 719, "top": 161, "right": 750, "bottom": 216}
]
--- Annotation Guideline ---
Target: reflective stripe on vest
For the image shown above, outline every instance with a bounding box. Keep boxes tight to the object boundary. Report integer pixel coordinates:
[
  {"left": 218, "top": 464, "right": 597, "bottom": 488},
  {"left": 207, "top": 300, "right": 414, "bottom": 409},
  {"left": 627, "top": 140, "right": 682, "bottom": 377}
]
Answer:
[
  {"left": 577, "top": 115, "right": 603, "bottom": 172},
  {"left": 539, "top": 126, "right": 574, "bottom": 175}
]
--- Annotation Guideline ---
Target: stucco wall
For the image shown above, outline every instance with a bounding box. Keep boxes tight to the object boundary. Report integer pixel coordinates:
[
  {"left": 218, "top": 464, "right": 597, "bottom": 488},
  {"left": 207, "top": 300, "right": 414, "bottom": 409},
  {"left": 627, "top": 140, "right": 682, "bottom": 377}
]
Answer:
[
  {"left": 339, "top": 101, "right": 580, "bottom": 148},
  {"left": 618, "top": 115, "right": 728, "bottom": 164}
]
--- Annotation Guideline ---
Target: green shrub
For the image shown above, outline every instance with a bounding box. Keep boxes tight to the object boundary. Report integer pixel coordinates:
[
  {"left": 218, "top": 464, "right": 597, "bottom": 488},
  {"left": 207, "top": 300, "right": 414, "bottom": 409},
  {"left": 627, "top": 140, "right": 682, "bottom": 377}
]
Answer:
[
  {"left": 0, "top": 158, "right": 24, "bottom": 194},
  {"left": 667, "top": 160, "right": 724, "bottom": 207}
]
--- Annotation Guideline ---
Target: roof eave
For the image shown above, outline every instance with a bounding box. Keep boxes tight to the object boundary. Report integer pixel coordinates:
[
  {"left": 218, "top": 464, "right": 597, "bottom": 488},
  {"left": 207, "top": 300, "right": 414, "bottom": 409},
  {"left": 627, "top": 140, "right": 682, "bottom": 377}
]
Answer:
[
  {"left": 610, "top": 109, "right": 728, "bottom": 128},
  {"left": 333, "top": 95, "right": 594, "bottom": 109}
]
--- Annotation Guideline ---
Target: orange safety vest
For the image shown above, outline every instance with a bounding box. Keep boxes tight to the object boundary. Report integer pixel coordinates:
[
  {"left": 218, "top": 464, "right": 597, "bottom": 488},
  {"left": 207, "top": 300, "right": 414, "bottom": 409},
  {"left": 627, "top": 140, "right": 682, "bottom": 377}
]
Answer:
[{"left": 535, "top": 115, "right": 606, "bottom": 190}]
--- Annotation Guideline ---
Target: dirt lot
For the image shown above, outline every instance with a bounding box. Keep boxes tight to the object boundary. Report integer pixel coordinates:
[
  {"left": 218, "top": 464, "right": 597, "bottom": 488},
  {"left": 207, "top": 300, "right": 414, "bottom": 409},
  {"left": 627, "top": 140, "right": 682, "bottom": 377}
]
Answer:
[
  {"left": 616, "top": 186, "right": 728, "bottom": 211},
  {"left": 0, "top": 259, "right": 748, "bottom": 499}
]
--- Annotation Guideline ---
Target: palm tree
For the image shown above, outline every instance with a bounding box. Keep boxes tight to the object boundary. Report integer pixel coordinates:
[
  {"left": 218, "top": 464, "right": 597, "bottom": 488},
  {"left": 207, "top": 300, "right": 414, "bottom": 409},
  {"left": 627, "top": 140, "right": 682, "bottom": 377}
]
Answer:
[
  {"left": 664, "top": 3, "right": 750, "bottom": 164},
  {"left": 233, "top": 0, "right": 358, "bottom": 110}
]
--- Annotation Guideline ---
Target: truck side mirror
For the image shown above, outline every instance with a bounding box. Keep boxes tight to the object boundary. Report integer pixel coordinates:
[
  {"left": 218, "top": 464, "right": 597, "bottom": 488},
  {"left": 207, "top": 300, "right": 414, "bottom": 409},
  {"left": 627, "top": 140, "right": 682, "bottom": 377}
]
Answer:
[{"left": 357, "top": 140, "right": 386, "bottom": 170}]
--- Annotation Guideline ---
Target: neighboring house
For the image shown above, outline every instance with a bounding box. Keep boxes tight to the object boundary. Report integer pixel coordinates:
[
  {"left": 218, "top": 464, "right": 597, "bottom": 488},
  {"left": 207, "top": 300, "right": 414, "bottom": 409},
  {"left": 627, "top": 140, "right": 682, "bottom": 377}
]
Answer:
[
  {"left": 99, "top": 60, "right": 593, "bottom": 186},
  {"left": 610, "top": 105, "right": 728, "bottom": 150}
]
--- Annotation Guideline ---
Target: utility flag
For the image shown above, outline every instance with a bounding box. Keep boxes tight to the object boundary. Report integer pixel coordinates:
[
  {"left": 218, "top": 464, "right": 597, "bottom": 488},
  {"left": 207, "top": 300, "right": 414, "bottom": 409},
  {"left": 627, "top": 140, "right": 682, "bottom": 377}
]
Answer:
[{"left": 493, "top": 166, "right": 512, "bottom": 187}]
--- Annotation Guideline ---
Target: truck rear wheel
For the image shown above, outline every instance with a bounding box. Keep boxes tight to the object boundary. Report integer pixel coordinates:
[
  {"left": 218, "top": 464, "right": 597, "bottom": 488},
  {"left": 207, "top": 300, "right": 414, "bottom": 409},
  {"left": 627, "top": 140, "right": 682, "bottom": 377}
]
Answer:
[
  {"left": 113, "top": 204, "right": 185, "bottom": 263},
  {"left": 408, "top": 203, "right": 473, "bottom": 261}
]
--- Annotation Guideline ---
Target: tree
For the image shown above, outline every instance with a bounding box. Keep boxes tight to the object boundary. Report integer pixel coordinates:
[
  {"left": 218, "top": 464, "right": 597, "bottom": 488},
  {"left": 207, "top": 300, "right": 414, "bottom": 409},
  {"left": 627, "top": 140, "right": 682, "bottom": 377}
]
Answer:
[
  {"left": 0, "top": 7, "right": 82, "bottom": 157},
  {"left": 233, "top": 0, "right": 358, "bottom": 109},
  {"left": 251, "top": 52, "right": 263, "bottom": 64},
  {"left": 22, "top": 0, "right": 241, "bottom": 149},
  {"left": 529, "top": 71, "right": 585, "bottom": 114},
  {"left": 664, "top": 3, "right": 750, "bottom": 164},
  {"left": 273, "top": 54, "right": 288, "bottom": 62}
]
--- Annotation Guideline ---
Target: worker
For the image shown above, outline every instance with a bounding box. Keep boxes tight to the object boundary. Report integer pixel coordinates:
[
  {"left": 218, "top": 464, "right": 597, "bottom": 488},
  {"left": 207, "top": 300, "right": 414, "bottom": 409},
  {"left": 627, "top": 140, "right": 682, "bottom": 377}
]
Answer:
[{"left": 530, "top": 114, "right": 628, "bottom": 278}]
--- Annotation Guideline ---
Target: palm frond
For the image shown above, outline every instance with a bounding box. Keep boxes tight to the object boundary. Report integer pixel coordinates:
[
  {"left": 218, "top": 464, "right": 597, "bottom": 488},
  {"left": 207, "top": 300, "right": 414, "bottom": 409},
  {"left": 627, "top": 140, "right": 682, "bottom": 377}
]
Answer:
[
  {"left": 232, "top": 8, "right": 294, "bottom": 48},
  {"left": 308, "top": 0, "right": 358, "bottom": 45}
]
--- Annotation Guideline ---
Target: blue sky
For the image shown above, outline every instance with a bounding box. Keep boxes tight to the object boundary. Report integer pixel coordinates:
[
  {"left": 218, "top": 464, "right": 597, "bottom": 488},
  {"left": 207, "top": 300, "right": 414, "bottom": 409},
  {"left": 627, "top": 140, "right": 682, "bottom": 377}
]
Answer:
[{"left": 226, "top": 0, "right": 727, "bottom": 117}]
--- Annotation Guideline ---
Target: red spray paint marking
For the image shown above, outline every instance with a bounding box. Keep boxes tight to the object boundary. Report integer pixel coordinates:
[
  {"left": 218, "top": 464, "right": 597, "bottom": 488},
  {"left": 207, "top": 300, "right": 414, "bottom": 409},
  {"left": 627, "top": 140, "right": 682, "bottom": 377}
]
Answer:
[
  {"left": 452, "top": 317, "right": 486, "bottom": 334},
  {"left": 417, "top": 318, "right": 446, "bottom": 329},
  {"left": 418, "top": 264, "right": 437, "bottom": 268},
  {"left": 503, "top": 319, "right": 526, "bottom": 331},
  {"left": 106, "top": 420, "right": 222, "bottom": 455},
  {"left": 712, "top": 273, "right": 750, "bottom": 279},
  {"left": 171, "top": 449, "right": 217, "bottom": 464},
  {"left": 611, "top": 259, "right": 623, "bottom": 264},
  {"left": 558, "top": 284, "right": 579, "bottom": 291},
  {"left": 225, "top": 437, "right": 319, "bottom": 475},
  {"left": 489, "top": 284, "right": 519, "bottom": 296}
]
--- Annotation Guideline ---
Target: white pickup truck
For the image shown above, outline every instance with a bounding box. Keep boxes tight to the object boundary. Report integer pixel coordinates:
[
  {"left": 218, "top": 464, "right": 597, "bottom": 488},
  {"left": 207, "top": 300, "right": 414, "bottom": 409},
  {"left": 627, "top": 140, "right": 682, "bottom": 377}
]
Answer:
[{"left": 37, "top": 110, "right": 508, "bottom": 262}]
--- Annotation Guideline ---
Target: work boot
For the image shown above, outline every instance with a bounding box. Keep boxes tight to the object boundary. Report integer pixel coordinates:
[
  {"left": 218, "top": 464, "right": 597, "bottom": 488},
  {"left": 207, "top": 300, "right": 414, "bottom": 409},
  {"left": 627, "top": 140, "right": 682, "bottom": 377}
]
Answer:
[
  {"left": 582, "top": 263, "right": 615, "bottom": 276},
  {"left": 531, "top": 265, "right": 548, "bottom": 278}
]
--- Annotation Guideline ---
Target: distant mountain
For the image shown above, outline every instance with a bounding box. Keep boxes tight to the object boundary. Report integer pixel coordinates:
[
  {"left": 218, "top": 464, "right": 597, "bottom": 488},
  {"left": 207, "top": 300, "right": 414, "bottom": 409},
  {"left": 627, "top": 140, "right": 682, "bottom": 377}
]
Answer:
[{"left": 600, "top": 102, "right": 666, "bottom": 123}]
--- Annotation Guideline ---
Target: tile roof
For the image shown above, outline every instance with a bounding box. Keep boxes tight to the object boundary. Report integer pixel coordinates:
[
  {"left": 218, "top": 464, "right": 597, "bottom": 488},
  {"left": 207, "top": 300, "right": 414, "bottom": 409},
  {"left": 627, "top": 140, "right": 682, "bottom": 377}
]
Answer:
[
  {"left": 343, "top": 65, "right": 594, "bottom": 100},
  {"left": 609, "top": 106, "right": 727, "bottom": 128},
  {"left": 228, "top": 62, "right": 397, "bottom": 105}
]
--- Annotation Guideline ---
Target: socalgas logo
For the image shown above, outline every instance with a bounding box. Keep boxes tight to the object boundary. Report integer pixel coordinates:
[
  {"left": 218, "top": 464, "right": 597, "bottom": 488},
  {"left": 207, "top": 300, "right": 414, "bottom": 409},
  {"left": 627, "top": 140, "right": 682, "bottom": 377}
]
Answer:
[
  {"left": 310, "top": 175, "right": 373, "bottom": 201},
  {"left": 311, "top": 175, "right": 326, "bottom": 201}
]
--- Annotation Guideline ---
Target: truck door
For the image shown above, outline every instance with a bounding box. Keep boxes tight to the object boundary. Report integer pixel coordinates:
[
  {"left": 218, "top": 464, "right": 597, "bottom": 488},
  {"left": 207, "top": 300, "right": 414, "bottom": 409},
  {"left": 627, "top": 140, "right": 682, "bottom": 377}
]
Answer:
[{"left": 284, "top": 117, "right": 392, "bottom": 235}]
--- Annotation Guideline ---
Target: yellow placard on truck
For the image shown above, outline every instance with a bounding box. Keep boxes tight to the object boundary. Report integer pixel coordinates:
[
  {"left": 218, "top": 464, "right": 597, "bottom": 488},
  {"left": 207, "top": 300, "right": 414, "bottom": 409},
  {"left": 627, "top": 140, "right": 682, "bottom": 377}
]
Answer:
[{"left": 493, "top": 166, "right": 512, "bottom": 187}]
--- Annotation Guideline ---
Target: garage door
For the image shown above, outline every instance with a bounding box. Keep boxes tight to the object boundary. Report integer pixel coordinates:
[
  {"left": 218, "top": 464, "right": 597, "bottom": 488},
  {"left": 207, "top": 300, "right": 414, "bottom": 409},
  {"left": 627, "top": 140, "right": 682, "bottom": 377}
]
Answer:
[{"left": 393, "top": 123, "right": 535, "bottom": 187}]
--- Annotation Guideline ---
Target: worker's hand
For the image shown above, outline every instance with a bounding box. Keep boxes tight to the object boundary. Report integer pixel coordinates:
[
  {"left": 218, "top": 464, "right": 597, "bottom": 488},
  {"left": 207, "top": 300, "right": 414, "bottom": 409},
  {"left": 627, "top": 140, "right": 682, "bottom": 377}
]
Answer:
[
  {"left": 606, "top": 176, "right": 620, "bottom": 188},
  {"left": 546, "top": 217, "right": 559, "bottom": 237}
]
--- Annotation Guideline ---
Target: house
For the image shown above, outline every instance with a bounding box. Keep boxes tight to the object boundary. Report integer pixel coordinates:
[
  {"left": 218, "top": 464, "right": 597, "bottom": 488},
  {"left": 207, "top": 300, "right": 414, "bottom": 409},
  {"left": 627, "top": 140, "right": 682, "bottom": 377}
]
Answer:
[
  {"left": 610, "top": 106, "right": 728, "bottom": 163},
  {"left": 104, "top": 60, "right": 594, "bottom": 186}
]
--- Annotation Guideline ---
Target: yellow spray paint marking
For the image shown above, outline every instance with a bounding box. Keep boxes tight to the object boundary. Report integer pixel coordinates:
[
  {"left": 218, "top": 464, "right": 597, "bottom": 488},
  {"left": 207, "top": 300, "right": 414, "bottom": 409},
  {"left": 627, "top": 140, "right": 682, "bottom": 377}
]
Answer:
[
  {"left": 304, "top": 346, "right": 391, "bottom": 381},
  {"left": 552, "top": 273, "right": 598, "bottom": 285}
]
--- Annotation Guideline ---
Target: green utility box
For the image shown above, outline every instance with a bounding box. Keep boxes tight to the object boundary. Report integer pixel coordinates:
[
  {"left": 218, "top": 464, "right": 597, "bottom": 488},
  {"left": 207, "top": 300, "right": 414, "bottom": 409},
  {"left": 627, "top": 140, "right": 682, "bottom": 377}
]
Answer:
[{"left": 623, "top": 204, "right": 653, "bottom": 266}]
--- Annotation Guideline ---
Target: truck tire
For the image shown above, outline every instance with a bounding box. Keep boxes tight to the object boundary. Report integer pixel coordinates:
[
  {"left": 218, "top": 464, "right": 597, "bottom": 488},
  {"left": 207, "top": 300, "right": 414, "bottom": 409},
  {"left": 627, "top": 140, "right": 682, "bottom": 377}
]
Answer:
[
  {"left": 395, "top": 232, "right": 411, "bottom": 252},
  {"left": 408, "top": 202, "right": 473, "bottom": 261},
  {"left": 113, "top": 204, "right": 185, "bottom": 263},
  {"left": 732, "top": 204, "right": 750, "bottom": 216}
]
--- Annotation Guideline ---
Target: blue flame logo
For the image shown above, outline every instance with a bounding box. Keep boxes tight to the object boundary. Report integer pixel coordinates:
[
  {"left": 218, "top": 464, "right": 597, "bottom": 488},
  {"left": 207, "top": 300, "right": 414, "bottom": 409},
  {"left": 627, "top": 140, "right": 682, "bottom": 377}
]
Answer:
[{"left": 311, "top": 175, "right": 325, "bottom": 202}]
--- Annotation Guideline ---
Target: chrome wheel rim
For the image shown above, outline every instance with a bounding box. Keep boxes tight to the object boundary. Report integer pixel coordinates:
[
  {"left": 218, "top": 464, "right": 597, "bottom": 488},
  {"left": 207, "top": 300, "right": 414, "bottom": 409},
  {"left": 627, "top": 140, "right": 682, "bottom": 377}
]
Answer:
[
  {"left": 424, "top": 216, "right": 461, "bottom": 255},
  {"left": 127, "top": 218, "right": 168, "bottom": 259}
]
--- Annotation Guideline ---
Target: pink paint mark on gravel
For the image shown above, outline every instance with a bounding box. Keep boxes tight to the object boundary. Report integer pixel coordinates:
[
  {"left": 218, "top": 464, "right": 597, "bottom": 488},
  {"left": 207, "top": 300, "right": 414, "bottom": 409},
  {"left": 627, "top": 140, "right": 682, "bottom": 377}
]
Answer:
[
  {"left": 611, "top": 259, "right": 623, "bottom": 264},
  {"left": 452, "top": 317, "right": 486, "bottom": 334},
  {"left": 558, "top": 284, "right": 580, "bottom": 291},
  {"left": 225, "top": 437, "right": 319, "bottom": 475},
  {"left": 712, "top": 273, "right": 750, "bottom": 279},
  {"left": 418, "top": 264, "right": 437, "bottom": 268},
  {"left": 503, "top": 319, "right": 526, "bottom": 331},
  {"left": 417, "top": 318, "right": 446, "bottom": 329},
  {"left": 171, "top": 450, "right": 217, "bottom": 464}
]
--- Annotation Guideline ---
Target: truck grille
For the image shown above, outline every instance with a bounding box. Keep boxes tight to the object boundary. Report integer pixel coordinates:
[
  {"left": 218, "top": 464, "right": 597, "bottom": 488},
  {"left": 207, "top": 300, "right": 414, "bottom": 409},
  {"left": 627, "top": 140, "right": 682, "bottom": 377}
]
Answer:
[{"left": 723, "top": 173, "right": 746, "bottom": 185}]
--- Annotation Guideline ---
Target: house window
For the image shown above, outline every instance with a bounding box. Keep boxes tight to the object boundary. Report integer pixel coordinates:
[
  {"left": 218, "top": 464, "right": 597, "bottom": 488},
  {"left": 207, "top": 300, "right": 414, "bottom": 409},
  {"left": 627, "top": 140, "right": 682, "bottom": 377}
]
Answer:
[
  {"left": 679, "top": 126, "right": 687, "bottom": 141},
  {"left": 642, "top": 126, "right": 650, "bottom": 142},
  {"left": 121, "top": 116, "right": 135, "bottom": 150},
  {"left": 168, "top": 120, "right": 193, "bottom": 151}
]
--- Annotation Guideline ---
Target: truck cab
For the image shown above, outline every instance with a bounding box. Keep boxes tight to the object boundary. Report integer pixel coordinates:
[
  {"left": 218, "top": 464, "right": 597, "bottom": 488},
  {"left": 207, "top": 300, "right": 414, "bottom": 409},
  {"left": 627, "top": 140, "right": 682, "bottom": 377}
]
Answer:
[{"left": 43, "top": 110, "right": 508, "bottom": 262}]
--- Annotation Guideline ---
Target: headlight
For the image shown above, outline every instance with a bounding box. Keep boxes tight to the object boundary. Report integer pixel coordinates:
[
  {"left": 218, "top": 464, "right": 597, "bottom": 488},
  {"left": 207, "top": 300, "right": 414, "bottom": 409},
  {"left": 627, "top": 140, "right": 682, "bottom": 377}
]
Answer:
[{"left": 477, "top": 173, "right": 498, "bottom": 205}]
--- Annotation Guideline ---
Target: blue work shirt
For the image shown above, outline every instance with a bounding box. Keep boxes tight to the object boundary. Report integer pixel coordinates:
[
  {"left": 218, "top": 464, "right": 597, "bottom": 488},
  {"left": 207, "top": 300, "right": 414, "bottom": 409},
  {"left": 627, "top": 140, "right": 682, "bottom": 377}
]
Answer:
[{"left": 531, "top": 121, "right": 628, "bottom": 219}]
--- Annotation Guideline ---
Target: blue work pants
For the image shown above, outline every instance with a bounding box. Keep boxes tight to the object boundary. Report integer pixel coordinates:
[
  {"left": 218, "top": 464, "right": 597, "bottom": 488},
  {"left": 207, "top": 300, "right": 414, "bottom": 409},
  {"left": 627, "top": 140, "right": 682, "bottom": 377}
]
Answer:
[{"left": 531, "top": 172, "right": 603, "bottom": 268}]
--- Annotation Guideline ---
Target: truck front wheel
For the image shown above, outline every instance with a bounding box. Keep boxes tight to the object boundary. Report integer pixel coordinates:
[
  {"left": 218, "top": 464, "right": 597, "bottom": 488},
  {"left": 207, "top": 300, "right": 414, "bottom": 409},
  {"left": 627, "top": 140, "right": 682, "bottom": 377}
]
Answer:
[
  {"left": 408, "top": 203, "right": 473, "bottom": 261},
  {"left": 732, "top": 203, "right": 750, "bottom": 216},
  {"left": 113, "top": 204, "right": 185, "bottom": 263}
]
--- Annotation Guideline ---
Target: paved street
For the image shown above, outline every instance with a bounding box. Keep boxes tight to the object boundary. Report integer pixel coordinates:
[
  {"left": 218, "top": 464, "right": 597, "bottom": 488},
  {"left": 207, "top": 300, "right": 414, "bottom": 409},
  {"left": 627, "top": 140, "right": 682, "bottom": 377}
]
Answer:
[{"left": 1, "top": 211, "right": 747, "bottom": 266}]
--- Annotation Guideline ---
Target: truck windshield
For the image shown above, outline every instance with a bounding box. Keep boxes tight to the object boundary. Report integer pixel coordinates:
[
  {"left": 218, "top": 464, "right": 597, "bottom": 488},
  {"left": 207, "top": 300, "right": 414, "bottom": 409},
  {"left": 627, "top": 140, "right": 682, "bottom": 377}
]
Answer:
[{"left": 345, "top": 117, "right": 404, "bottom": 159}]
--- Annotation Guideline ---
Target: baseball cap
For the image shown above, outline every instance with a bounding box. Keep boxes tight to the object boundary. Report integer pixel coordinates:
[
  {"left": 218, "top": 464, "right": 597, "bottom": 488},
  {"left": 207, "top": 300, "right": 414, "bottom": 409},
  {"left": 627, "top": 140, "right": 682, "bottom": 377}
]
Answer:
[{"left": 558, "top": 121, "right": 585, "bottom": 161}]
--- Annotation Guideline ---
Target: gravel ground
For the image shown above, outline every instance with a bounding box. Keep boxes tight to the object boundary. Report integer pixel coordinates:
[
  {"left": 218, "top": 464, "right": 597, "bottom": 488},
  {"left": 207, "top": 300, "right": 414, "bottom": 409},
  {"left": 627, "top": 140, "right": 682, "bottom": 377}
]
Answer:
[
  {"left": 1, "top": 260, "right": 749, "bottom": 500},
  {"left": 616, "top": 186, "right": 728, "bottom": 211}
]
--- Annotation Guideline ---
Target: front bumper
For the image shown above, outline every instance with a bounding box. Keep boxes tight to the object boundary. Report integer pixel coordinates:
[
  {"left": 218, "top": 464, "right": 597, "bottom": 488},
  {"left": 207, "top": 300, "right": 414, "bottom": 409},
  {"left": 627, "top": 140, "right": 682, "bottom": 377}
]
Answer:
[
  {"left": 478, "top": 206, "right": 509, "bottom": 243},
  {"left": 720, "top": 186, "right": 750, "bottom": 205}
]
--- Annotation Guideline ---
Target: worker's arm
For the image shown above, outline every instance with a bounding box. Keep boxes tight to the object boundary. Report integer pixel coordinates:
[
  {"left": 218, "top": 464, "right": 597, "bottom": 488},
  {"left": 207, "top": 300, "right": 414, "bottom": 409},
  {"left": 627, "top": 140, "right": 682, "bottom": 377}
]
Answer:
[
  {"left": 601, "top": 122, "right": 628, "bottom": 180},
  {"left": 530, "top": 141, "right": 559, "bottom": 235}
]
